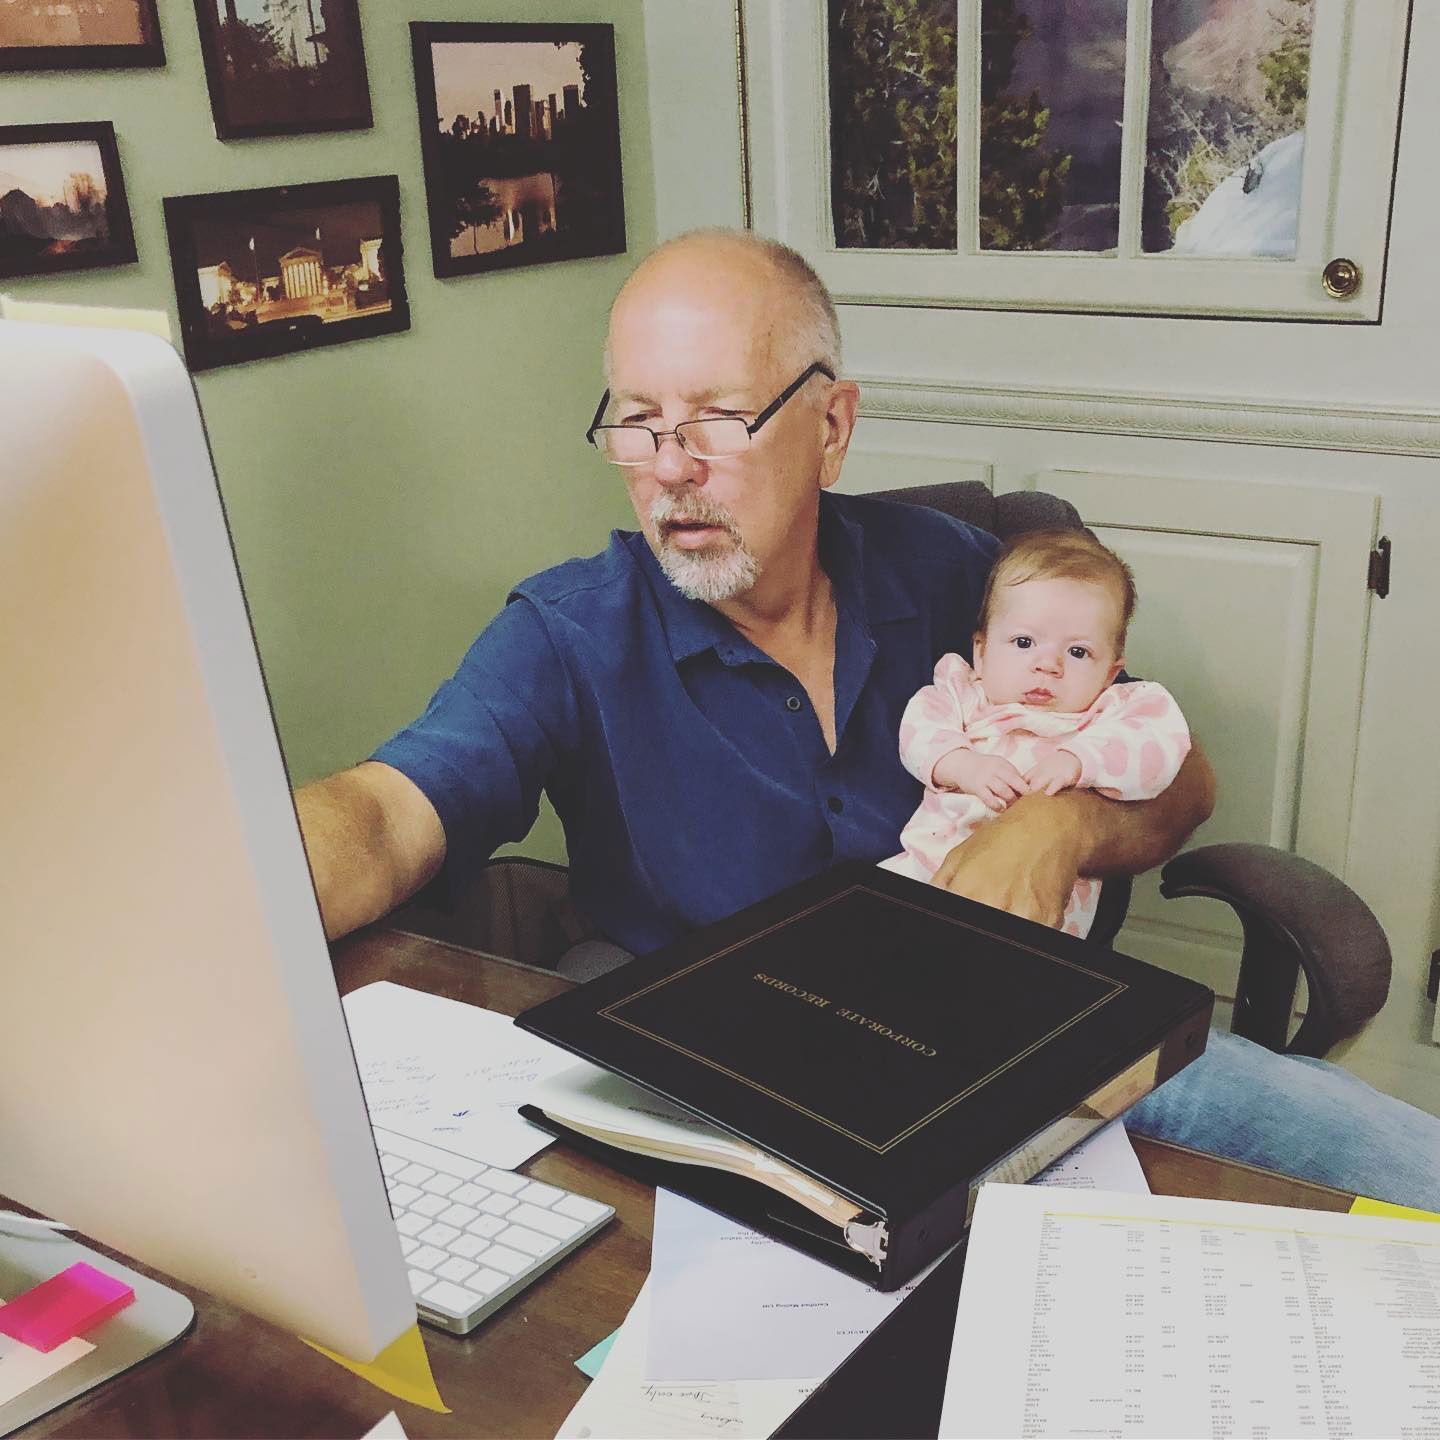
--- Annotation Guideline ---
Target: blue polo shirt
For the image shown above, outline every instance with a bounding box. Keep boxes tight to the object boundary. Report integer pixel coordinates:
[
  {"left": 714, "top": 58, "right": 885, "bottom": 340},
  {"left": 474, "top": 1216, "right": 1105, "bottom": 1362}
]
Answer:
[{"left": 373, "top": 491, "right": 999, "bottom": 956}]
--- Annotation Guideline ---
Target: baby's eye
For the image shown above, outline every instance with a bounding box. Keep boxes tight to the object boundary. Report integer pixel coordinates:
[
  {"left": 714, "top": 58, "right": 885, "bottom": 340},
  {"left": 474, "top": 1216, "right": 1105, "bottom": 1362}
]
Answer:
[
  {"left": 1013, "top": 636, "right": 1033, "bottom": 650},
  {"left": 1068, "top": 645, "right": 1091, "bottom": 661}
]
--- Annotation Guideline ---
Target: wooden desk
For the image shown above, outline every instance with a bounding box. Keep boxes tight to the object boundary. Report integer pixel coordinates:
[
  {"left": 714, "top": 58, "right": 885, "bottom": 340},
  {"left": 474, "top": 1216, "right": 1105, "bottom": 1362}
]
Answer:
[{"left": 19, "top": 928, "right": 1353, "bottom": 1440}]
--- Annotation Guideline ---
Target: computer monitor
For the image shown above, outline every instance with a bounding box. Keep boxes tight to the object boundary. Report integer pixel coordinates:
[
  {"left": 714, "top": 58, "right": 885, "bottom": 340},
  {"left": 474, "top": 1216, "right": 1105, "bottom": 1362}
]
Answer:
[{"left": 0, "top": 320, "right": 414, "bottom": 1362}]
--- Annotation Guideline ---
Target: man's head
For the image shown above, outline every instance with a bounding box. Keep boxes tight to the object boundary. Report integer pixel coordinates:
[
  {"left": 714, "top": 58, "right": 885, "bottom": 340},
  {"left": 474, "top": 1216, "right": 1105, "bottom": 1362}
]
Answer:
[
  {"left": 973, "top": 530, "right": 1135, "bottom": 712},
  {"left": 598, "top": 230, "right": 859, "bottom": 606}
]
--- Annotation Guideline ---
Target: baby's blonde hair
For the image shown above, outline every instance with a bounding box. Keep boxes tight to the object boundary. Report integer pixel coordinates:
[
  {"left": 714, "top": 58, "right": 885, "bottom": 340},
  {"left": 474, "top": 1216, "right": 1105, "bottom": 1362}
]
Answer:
[{"left": 978, "top": 530, "right": 1137, "bottom": 649}]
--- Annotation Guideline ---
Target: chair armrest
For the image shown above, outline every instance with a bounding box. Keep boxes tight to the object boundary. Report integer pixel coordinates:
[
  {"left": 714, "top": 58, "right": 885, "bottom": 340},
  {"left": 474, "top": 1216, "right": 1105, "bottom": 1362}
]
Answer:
[{"left": 1159, "top": 843, "right": 1391, "bottom": 1057}]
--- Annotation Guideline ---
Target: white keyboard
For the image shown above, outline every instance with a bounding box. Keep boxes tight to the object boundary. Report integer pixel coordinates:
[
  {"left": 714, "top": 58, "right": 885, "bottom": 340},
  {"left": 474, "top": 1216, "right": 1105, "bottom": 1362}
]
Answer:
[{"left": 375, "top": 1127, "right": 614, "bottom": 1335}]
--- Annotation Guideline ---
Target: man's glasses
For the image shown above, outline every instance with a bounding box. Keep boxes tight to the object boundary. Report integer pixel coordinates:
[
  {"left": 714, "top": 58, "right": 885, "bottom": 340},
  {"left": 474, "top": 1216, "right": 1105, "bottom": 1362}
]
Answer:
[{"left": 585, "top": 362, "right": 836, "bottom": 466}]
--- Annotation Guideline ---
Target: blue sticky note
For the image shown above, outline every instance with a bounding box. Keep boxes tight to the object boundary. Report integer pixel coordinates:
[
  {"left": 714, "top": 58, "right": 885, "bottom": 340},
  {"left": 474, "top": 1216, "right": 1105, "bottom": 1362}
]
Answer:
[{"left": 575, "top": 1330, "right": 617, "bottom": 1379}]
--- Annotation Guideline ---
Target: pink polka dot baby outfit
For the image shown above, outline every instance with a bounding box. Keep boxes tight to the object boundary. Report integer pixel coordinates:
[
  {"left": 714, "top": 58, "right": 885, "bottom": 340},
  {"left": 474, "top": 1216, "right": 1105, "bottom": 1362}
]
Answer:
[{"left": 879, "top": 654, "right": 1191, "bottom": 937}]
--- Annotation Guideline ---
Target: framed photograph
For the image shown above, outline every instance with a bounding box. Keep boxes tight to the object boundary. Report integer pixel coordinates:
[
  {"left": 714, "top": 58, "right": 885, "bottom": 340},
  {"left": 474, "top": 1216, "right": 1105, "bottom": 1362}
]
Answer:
[
  {"left": 193, "top": 0, "right": 372, "bottom": 140},
  {"left": 0, "top": 0, "right": 163, "bottom": 70},
  {"left": 163, "top": 175, "right": 408, "bottom": 372},
  {"left": 0, "top": 122, "right": 137, "bottom": 279},
  {"left": 410, "top": 21, "right": 625, "bottom": 279}
]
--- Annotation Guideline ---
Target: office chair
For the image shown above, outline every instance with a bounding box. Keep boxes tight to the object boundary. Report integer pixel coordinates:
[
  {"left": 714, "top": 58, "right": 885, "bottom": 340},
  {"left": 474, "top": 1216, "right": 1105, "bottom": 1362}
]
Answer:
[{"left": 391, "top": 481, "right": 1391, "bottom": 1060}]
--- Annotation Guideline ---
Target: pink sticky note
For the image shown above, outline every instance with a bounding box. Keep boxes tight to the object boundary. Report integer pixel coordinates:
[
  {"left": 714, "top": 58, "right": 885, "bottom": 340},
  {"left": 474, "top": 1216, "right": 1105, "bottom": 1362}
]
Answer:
[{"left": 0, "top": 1262, "right": 135, "bottom": 1352}]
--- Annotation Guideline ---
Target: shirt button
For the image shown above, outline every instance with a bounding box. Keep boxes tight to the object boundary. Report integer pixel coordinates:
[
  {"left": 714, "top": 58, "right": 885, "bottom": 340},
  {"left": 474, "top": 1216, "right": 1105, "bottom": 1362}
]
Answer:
[
  {"left": 785, "top": 696, "right": 802, "bottom": 712},
  {"left": 827, "top": 796, "right": 844, "bottom": 814}
]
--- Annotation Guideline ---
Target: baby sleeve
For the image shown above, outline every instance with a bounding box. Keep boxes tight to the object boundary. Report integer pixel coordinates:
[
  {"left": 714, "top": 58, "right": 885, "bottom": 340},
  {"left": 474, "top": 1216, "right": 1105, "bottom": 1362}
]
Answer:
[
  {"left": 1057, "top": 681, "right": 1192, "bottom": 801},
  {"left": 897, "top": 653, "right": 985, "bottom": 788}
]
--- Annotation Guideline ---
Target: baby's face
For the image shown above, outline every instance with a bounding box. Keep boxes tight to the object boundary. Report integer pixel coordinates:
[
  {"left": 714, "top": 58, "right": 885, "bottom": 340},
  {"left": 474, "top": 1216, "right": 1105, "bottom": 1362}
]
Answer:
[{"left": 973, "top": 576, "right": 1124, "bottom": 712}]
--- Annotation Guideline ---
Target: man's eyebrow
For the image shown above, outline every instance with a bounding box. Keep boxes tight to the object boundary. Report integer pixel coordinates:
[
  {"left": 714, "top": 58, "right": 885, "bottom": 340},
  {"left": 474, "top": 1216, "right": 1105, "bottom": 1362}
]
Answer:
[{"left": 610, "top": 385, "right": 754, "bottom": 408}]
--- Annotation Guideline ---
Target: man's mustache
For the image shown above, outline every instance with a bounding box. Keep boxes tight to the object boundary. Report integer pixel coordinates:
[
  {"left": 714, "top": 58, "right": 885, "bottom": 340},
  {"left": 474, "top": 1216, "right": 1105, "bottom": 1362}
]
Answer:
[{"left": 650, "top": 493, "right": 743, "bottom": 541}]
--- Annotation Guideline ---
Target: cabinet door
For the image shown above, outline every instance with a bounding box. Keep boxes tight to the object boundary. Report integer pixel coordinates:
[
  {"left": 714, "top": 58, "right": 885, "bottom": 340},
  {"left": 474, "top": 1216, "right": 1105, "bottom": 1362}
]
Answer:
[{"left": 1038, "top": 468, "right": 1378, "bottom": 1011}]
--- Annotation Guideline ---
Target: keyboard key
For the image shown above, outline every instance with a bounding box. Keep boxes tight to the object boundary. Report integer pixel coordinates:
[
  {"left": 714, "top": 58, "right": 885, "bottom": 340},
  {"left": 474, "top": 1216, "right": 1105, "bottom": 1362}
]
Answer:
[
  {"left": 496, "top": 1224, "right": 551, "bottom": 1258},
  {"left": 510, "top": 1203, "right": 584, "bottom": 1241},
  {"left": 396, "top": 1163, "right": 435, "bottom": 1186},
  {"left": 408, "top": 1245, "right": 447, "bottom": 1272},
  {"left": 451, "top": 1235, "right": 490, "bottom": 1261},
  {"left": 478, "top": 1193, "right": 518, "bottom": 1217},
  {"left": 408, "top": 1269, "right": 435, "bottom": 1298},
  {"left": 468, "top": 1267, "right": 508, "bottom": 1298},
  {"left": 373, "top": 1131, "right": 486, "bottom": 1181},
  {"left": 389, "top": 1183, "right": 422, "bottom": 1208},
  {"left": 451, "top": 1182, "right": 488, "bottom": 1206},
  {"left": 421, "top": 1279, "right": 482, "bottom": 1314},
  {"left": 422, "top": 1173, "right": 461, "bottom": 1197},
  {"left": 412, "top": 1193, "right": 450, "bottom": 1218},
  {"left": 477, "top": 1243, "right": 530, "bottom": 1277},
  {"left": 399, "top": 1236, "right": 419, "bottom": 1256},
  {"left": 419, "top": 1222, "right": 461, "bottom": 1248},
  {"left": 555, "top": 1194, "right": 611, "bottom": 1224},
  {"left": 439, "top": 1203, "right": 480, "bottom": 1228},
  {"left": 436, "top": 1257, "right": 478, "bottom": 1284},
  {"left": 467, "top": 1215, "right": 506, "bottom": 1238},
  {"left": 380, "top": 1153, "right": 406, "bottom": 1176},
  {"left": 517, "top": 1180, "right": 565, "bottom": 1206},
  {"left": 396, "top": 1212, "right": 431, "bottom": 1237},
  {"left": 483, "top": 1170, "right": 528, "bottom": 1196}
]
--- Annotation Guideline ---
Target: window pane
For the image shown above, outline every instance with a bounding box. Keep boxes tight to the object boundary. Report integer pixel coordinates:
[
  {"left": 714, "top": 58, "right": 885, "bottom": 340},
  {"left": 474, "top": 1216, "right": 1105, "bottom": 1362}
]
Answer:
[
  {"left": 1144, "top": 0, "right": 1314, "bottom": 257},
  {"left": 828, "top": 0, "right": 959, "bottom": 250},
  {"left": 979, "top": 0, "right": 1128, "bottom": 253}
]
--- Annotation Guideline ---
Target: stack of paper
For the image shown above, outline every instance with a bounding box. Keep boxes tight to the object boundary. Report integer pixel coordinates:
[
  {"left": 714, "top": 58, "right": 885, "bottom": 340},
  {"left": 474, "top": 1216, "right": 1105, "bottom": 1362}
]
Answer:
[{"left": 557, "top": 1122, "right": 1149, "bottom": 1438}]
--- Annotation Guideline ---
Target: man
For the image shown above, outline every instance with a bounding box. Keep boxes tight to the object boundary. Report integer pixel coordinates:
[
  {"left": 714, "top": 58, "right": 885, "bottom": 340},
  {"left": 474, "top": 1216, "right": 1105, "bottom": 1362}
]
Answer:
[{"left": 298, "top": 229, "right": 1439, "bottom": 1206}]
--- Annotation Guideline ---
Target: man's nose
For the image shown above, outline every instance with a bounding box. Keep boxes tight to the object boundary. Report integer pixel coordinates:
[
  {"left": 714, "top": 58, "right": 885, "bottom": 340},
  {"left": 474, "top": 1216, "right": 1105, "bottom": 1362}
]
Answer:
[{"left": 652, "top": 431, "right": 704, "bottom": 487}]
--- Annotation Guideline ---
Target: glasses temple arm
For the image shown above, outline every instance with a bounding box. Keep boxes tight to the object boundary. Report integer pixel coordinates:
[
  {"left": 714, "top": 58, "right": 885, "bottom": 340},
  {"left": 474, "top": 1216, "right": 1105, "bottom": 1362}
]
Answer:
[{"left": 585, "top": 390, "right": 611, "bottom": 442}]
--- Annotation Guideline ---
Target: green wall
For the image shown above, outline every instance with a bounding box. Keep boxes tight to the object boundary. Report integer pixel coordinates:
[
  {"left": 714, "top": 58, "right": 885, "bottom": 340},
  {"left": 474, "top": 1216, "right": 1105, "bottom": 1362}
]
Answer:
[{"left": 2, "top": 0, "right": 652, "bottom": 860}]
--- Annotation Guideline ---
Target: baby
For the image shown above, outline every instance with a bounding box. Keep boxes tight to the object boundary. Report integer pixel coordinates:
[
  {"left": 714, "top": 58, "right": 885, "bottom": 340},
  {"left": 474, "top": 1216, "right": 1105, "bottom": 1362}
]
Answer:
[{"left": 880, "top": 529, "right": 1191, "bottom": 937}]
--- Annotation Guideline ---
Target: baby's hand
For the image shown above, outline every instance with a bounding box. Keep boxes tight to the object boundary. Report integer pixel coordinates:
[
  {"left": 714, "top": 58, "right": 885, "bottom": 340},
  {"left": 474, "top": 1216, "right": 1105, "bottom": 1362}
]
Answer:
[
  {"left": 932, "top": 750, "right": 1031, "bottom": 811},
  {"left": 1026, "top": 750, "right": 1082, "bottom": 796}
]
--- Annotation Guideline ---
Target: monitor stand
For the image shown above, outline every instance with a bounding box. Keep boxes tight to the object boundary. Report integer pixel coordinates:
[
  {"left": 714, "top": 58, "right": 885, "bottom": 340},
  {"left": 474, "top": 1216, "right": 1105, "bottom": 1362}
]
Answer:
[{"left": 0, "top": 1223, "right": 194, "bottom": 1435}]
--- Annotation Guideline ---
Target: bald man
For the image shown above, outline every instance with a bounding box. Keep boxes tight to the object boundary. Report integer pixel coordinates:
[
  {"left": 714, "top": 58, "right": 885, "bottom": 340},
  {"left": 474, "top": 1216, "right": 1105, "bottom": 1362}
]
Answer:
[{"left": 296, "top": 231, "right": 1440, "bottom": 1207}]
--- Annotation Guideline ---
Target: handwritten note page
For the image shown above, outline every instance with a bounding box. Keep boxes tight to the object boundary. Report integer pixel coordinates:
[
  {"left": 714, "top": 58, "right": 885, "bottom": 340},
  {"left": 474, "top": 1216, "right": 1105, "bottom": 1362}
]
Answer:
[
  {"left": 342, "top": 981, "right": 575, "bottom": 1170},
  {"left": 557, "top": 1280, "right": 814, "bottom": 1439},
  {"left": 646, "top": 1188, "right": 931, "bottom": 1383},
  {"left": 940, "top": 1183, "right": 1440, "bottom": 1439}
]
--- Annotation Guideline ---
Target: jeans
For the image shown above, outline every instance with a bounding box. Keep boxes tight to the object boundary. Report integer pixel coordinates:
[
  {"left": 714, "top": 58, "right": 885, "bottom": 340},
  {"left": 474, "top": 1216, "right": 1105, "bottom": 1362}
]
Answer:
[{"left": 1125, "top": 1028, "right": 1440, "bottom": 1211}]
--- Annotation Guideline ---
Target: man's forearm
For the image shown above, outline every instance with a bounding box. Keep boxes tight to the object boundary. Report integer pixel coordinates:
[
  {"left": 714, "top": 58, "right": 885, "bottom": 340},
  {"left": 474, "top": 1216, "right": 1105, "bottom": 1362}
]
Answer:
[
  {"left": 294, "top": 762, "right": 446, "bottom": 941},
  {"left": 1063, "top": 743, "right": 1216, "bottom": 878}
]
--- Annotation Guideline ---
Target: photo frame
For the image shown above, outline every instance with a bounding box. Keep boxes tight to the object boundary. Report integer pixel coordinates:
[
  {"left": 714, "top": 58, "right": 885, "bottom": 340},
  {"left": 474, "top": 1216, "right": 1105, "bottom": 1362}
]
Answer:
[
  {"left": 193, "top": 0, "right": 372, "bottom": 140},
  {"left": 163, "top": 175, "right": 408, "bottom": 372},
  {"left": 410, "top": 21, "right": 625, "bottom": 279},
  {"left": 0, "top": 122, "right": 137, "bottom": 280},
  {"left": 0, "top": 0, "right": 163, "bottom": 70}
]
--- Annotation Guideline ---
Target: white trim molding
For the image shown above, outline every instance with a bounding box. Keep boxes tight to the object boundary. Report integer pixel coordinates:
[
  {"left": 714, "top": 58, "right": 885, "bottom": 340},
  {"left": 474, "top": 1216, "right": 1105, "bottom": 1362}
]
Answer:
[{"left": 856, "top": 376, "right": 1440, "bottom": 458}]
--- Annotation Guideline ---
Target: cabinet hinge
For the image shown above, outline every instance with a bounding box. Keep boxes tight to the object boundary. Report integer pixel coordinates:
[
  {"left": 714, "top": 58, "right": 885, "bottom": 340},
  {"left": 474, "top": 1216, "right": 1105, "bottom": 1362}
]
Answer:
[
  {"left": 1367, "top": 537, "right": 1391, "bottom": 598},
  {"left": 1428, "top": 950, "right": 1440, "bottom": 1005}
]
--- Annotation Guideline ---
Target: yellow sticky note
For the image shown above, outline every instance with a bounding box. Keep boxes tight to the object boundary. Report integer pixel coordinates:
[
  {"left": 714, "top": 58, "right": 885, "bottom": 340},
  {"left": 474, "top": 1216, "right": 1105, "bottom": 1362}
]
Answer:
[
  {"left": 1350, "top": 1196, "right": 1440, "bottom": 1223},
  {"left": 302, "top": 1323, "right": 450, "bottom": 1414}
]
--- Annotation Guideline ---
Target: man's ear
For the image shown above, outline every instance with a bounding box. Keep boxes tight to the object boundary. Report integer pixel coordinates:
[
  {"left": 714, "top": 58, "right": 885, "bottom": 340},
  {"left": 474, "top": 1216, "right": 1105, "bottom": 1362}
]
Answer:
[{"left": 818, "top": 378, "right": 861, "bottom": 491}]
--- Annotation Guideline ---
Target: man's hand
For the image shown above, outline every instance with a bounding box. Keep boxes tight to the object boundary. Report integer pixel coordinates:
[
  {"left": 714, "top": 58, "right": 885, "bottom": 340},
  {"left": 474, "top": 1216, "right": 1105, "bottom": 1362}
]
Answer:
[
  {"left": 929, "top": 791, "right": 1087, "bottom": 928},
  {"left": 1026, "top": 750, "right": 1082, "bottom": 796},
  {"left": 932, "top": 748, "right": 1031, "bottom": 811}
]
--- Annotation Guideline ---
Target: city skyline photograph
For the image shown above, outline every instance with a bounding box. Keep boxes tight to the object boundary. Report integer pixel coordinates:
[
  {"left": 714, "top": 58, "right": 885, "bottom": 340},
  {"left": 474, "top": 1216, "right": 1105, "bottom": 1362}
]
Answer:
[
  {"left": 194, "top": 0, "right": 371, "bottom": 139},
  {"left": 165, "top": 177, "right": 408, "bottom": 372},
  {"left": 0, "top": 123, "right": 135, "bottom": 278},
  {"left": 412, "top": 22, "right": 625, "bottom": 280}
]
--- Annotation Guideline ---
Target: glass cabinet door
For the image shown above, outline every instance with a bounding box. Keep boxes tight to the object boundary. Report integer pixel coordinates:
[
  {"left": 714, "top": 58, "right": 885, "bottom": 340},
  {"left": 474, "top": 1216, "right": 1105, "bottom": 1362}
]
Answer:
[{"left": 748, "top": 0, "right": 1408, "bottom": 319}]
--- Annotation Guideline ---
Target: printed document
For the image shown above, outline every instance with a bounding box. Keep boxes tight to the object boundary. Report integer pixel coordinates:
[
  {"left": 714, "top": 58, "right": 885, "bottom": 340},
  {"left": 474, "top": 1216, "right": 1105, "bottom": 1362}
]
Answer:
[
  {"left": 342, "top": 981, "right": 574, "bottom": 1170},
  {"left": 646, "top": 1188, "right": 931, "bottom": 1382},
  {"left": 558, "top": 1279, "right": 814, "bottom": 1439},
  {"left": 1029, "top": 1119, "right": 1149, "bottom": 1193},
  {"left": 940, "top": 1182, "right": 1440, "bottom": 1439}
]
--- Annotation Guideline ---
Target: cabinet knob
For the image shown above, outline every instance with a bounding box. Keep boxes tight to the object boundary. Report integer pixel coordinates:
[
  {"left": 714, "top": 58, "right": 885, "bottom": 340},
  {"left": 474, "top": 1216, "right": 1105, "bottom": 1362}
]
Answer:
[{"left": 1321, "top": 258, "right": 1362, "bottom": 300}]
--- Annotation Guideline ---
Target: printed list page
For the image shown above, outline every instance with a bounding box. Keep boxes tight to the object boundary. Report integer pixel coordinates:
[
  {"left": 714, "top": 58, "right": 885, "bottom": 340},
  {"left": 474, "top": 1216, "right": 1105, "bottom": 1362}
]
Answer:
[{"left": 939, "top": 1183, "right": 1440, "bottom": 1439}]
